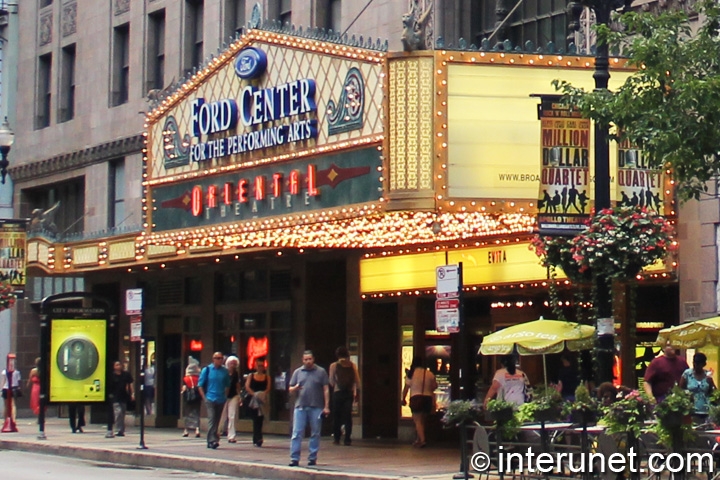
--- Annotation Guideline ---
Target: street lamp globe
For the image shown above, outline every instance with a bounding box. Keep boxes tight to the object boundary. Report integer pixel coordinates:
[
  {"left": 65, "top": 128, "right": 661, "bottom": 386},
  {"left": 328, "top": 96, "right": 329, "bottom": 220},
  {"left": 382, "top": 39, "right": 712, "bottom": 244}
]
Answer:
[{"left": 0, "top": 117, "right": 15, "bottom": 185}]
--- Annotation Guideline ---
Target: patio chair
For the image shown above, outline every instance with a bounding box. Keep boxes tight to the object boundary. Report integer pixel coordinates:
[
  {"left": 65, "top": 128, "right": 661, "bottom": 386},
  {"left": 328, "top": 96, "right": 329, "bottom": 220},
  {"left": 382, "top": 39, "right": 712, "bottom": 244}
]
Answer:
[
  {"left": 596, "top": 433, "right": 625, "bottom": 480},
  {"left": 470, "top": 423, "right": 523, "bottom": 480}
]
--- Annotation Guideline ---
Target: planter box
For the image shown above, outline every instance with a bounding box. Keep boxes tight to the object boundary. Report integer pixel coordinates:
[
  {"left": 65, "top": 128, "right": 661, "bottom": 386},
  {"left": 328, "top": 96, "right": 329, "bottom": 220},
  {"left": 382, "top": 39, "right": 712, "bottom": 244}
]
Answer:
[
  {"left": 534, "top": 407, "right": 561, "bottom": 423},
  {"left": 571, "top": 408, "right": 597, "bottom": 426},
  {"left": 490, "top": 407, "right": 515, "bottom": 424}
]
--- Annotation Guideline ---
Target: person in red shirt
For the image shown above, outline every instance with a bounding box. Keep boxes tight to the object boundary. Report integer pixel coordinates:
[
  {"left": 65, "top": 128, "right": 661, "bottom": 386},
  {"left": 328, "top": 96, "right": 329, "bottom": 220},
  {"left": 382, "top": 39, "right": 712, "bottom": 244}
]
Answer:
[{"left": 643, "top": 342, "right": 689, "bottom": 403}]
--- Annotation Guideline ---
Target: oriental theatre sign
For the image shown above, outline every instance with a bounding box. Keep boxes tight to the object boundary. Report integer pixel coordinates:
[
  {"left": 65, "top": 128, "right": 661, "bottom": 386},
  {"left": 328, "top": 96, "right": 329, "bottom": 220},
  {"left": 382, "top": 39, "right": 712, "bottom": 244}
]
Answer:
[{"left": 145, "top": 30, "right": 386, "bottom": 235}]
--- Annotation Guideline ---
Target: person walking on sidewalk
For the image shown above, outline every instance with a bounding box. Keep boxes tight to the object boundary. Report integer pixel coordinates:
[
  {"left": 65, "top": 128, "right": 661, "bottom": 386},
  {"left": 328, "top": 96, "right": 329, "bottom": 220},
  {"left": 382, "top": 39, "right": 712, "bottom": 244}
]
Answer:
[
  {"left": 288, "top": 350, "right": 330, "bottom": 467},
  {"left": 218, "top": 355, "right": 241, "bottom": 443},
  {"left": 107, "top": 360, "right": 134, "bottom": 438},
  {"left": 245, "top": 356, "right": 270, "bottom": 447},
  {"left": 181, "top": 357, "right": 201, "bottom": 438},
  {"left": 198, "top": 352, "right": 230, "bottom": 449},
  {"left": 68, "top": 404, "right": 85, "bottom": 433},
  {"left": 328, "top": 346, "right": 360, "bottom": 446}
]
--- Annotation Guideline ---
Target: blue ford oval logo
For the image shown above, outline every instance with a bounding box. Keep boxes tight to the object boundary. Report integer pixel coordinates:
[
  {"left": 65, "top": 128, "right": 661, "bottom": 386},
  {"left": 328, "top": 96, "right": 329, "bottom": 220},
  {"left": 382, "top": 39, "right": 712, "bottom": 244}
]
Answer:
[{"left": 234, "top": 47, "right": 267, "bottom": 79}]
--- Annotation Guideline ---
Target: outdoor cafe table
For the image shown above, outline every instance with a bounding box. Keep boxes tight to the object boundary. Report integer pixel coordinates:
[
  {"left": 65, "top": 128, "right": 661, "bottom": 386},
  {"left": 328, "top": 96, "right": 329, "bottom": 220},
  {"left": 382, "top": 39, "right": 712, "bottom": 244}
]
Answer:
[{"left": 520, "top": 422, "right": 573, "bottom": 455}]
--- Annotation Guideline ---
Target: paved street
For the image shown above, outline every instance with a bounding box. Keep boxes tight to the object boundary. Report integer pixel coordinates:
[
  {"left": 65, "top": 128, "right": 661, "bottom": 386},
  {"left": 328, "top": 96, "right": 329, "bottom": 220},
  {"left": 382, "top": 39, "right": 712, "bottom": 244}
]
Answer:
[{"left": 0, "top": 450, "right": 255, "bottom": 479}]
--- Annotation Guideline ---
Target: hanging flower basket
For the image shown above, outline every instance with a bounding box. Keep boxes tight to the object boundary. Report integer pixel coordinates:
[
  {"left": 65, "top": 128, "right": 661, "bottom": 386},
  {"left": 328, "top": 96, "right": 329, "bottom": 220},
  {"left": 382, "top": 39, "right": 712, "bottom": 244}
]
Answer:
[
  {"left": 572, "top": 206, "right": 675, "bottom": 281},
  {"left": 531, "top": 206, "right": 675, "bottom": 283},
  {"left": 0, "top": 282, "right": 16, "bottom": 312}
]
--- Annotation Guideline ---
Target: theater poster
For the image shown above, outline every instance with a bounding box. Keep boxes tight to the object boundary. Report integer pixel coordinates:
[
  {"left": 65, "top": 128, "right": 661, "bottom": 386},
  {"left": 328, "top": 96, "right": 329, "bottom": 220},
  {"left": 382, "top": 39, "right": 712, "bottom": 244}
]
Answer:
[
  {"left": 0, "top": 220, "right": 26, "bottom": 289},
  {"left": 49, "top": 319, "right": 107, "bottom": 403},
  {"left": 537, "top": 97, "right": 591, "bottom": 235},
  {"left": 616, "top": 139, "right": 664, "bottom": 212}
]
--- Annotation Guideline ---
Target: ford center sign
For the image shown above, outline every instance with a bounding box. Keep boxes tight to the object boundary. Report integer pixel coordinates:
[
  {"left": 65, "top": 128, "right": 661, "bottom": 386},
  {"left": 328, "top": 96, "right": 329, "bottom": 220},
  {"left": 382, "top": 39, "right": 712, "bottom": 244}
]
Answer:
[{"left": 235, "top": 46, "right": 267, "bottom": 79}]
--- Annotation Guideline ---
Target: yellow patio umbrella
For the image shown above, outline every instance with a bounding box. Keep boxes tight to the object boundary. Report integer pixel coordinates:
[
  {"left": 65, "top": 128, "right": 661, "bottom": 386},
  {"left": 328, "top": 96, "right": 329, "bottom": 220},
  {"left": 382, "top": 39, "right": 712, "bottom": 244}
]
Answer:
[
  {"left": 479, "top": 318, "right": 595, "bottom": 356},
  {"left": 479, "top": 317, "right": 595, "bottom": 385},
  {"left": 656, "top": 316, "right": 720, "bottom": 349}
]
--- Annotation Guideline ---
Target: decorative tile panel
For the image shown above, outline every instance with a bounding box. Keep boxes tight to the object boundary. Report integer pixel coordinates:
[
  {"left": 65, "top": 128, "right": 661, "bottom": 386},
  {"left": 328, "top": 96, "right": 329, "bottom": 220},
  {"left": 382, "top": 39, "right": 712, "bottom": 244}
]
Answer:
[
  {"left": 72, "top": 245, "right": 99, "bottom": 266},
  {"left": 146, "top": 244, "right": 177, "bottom": 257},
  {"left": 38, "top": 243, "right": 50, "bottom": 266},
  {"left": 39, "top": 12, "right": 53, "bottom": 46},
  {"left": 27, "top": 242, "right": 37, "bottom": 263},
  {"left": 108, "top": 240, "right": 136, "bottom": 262},
  {"left": 388, "top": 57, "right": 434, "bottom": 192},
  {"left": 114, "top": 0, "right": 130, "bottom": 15},
  {"left": 62, "top": 2, "right": 77, "bottom": 38}
]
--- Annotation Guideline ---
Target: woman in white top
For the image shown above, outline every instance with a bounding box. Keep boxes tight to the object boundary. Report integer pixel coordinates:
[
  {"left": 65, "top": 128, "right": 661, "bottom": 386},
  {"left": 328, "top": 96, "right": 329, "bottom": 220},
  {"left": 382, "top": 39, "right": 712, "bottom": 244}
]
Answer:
[
  {"left": 484, "top": 355, "right": 530, "bottom": 408},
  {"left": 401, "top": 356, "right": 437, "bottom": 448}
]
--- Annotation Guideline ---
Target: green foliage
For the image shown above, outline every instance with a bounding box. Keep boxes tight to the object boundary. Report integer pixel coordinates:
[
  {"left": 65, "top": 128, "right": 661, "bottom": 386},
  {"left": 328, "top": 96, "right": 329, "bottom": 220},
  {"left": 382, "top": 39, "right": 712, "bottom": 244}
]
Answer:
[
  {"left": 486, "top": 398, "right": 520, "bottom": 439},
  {"left": 440, "top": 399, "right": 483, "bottom": 427},
  {"left": 553, "top": 0, "right": 720, "bottom": 201},
  {"left": 600, "top": 389, "right": 654, "bottom": 438},
  {"left": 563, "top": 384, "right": 600, "bottom": 419},
  {"left": 518, "top": 385, "right": 564, "bottom": 423}
]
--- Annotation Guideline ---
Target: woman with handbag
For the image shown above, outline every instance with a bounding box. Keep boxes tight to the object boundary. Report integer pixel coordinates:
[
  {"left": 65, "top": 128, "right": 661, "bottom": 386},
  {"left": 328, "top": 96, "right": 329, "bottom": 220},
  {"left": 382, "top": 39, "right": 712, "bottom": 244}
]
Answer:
[
  {"left": 181, "top": 357, "right": 201, "bottom": 438},
  {"left": 401, "top": 356, "right": 437, "bottom": 448}
]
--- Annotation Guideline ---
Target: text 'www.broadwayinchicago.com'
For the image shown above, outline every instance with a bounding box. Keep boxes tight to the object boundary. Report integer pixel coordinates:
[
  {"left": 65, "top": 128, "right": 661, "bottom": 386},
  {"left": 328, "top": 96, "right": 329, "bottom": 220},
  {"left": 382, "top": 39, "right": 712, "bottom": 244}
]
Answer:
[{"left": 470, "top": 447, "right": 715, "bottom": 474}]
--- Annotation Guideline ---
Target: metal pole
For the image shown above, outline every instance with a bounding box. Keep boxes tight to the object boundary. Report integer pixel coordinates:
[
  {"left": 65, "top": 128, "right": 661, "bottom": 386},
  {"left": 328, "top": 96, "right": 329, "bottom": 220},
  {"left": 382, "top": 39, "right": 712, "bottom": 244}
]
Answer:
[
  {"left": 138, "top": 332, "right": 147, "bottom": 449},
  {"left": 38, "top": 314, "right": 48, "bottom": 439},
  {"left": 589, "top": 0, "right": 615, "bottom": 385},
  {"left": 453, "top": 263, "right": 474, "bottom": 480}
]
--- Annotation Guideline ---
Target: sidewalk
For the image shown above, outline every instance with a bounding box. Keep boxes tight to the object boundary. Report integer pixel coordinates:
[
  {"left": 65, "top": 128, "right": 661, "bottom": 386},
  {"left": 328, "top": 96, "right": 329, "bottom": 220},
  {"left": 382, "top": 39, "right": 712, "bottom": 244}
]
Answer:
[{"left": 0, "top": 417, "right": 464, "bottom": 480}]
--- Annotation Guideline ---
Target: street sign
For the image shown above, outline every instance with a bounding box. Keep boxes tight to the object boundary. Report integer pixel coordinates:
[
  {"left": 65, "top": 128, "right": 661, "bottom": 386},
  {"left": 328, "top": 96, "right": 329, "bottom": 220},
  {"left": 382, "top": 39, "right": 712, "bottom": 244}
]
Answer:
[
  {"left": 130, "top": 315, "right": 142, "bottom": 342},
  {"left": 435, "top": 299, "right": 460, "bottom": 333},
  {"left": 436, "top": 264, "right": 460, "bottom": 298},
  {"left": 126, "top": 288, "right": 143, "bottom": 315},
  {"left": 436, "top": 299, "right": 459, "bottom": 310}
]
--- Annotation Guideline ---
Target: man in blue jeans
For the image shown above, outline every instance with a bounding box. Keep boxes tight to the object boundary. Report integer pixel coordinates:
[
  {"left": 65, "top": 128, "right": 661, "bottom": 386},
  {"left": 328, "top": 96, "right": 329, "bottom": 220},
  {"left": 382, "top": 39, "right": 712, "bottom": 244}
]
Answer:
[
  {"left": 288, "top": 350, "right": 330, "bottom": 467},
  {"left": 198, "top": 352, "right": 230, "bottom": 449}
]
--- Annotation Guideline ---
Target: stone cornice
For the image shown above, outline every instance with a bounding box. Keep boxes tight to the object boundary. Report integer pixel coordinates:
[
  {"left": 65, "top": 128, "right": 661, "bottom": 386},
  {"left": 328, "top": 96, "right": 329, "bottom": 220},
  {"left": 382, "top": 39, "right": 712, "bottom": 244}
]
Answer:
[{"left": 9, "top": 134, "right": 144, "bottom": 183}]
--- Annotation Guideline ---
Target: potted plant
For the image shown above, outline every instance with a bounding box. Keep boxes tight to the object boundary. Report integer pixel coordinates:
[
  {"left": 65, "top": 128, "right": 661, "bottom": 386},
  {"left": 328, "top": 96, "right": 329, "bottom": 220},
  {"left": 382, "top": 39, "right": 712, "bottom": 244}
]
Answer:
[
  {"left": 600, "top": 389, "right": 654, "bottom": 439},
  {"left": 518, "top": 385, "right": 564, "bottom": 423},
  {"left": 440, "top": 399, "right": 484, "bottom": 428},
  {"left": 564, "top": 384, "right": 600, "bottom": 425},
  {"left": 486, "top": 398, "right": 520, "bottom": 440},
  {"left": 653, "top": 385, "right": 695, "bottom": 449}
]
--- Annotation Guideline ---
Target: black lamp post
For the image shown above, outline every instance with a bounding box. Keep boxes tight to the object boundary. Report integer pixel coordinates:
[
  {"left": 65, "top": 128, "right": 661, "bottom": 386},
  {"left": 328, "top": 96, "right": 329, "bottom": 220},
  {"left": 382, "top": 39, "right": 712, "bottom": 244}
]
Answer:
[
  {"left": 0, "top": 117, "right": 15, "bottom": 185},
  {"left": 569, "top": 0, "right": 634, "bottom": 385}
]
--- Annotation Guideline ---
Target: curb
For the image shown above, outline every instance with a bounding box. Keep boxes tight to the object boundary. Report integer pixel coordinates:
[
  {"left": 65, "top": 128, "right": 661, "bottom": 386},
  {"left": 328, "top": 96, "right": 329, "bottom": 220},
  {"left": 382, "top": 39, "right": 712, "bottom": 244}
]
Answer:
[{"left": 0, "top": 438, "right": 404, "bottom": 480}]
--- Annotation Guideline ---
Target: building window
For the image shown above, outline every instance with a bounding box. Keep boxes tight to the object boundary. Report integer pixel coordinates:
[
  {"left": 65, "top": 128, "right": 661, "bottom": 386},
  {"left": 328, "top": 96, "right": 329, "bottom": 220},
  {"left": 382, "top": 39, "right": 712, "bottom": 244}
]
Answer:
[
  {"left": 224, "top": 0, "right": 245, "bottom": 39},
  {"left": 147, "top": 9, "right": 165, "bottom": 92},
  {"left": 111, "top": 23, "right": 130, "bottom": 106},
  {"left": 40, "top": 0, "right": 53, "bottom": 8},
  {"left": 508, "top": 0, "right": 566, "bottom": 51},
  {"left": 184, "top": 0, "right": 204, "bottom": 73},
  {"left": 36, "top": 53, "right": 52, "bottom": 129},
  {"left": 23, "top": 177, "right": 85, "bottom": 236},
  {"left": 327, "top": 0, "right": 341, "bottom": 32},
  {"left": 58, "top": 44, "right": 75, "bottom": 123},
  {"left": 108, "top": 158, "right": 125, "bottom": 229},
  {"left": 279, "top": 0, "right": 291, "bottom": 26}
]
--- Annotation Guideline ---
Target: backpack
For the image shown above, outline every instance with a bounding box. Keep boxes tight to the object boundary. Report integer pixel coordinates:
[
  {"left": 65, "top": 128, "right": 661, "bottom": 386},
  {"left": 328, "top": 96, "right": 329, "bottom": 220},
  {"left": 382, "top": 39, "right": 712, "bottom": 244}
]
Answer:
[
  {"left": 183, "top": 375, "right": 200, "bottom": 404},
  {"left": 334, "top": 362, "right": 355, "bottom": 391}
]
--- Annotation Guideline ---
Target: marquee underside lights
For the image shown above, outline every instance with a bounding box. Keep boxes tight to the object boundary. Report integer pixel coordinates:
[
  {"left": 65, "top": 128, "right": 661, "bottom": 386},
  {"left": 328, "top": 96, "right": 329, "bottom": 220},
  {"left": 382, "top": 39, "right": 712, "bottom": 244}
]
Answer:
[{"left": 141, "top": 210, "right": 537, "bottom": 250}]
